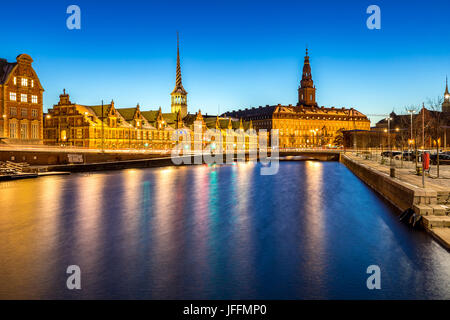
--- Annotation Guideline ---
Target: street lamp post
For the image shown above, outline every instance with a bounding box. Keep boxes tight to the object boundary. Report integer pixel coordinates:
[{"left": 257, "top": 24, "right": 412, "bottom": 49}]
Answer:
[
  {"left": 386, "top": 117, "right": 392, "bottom": 167},
  {"left": 407, "top": 109, "right": 415, "bottom": 159},
  {"left": 101, "top": 100, "right": 105, "bottom": 153},
  {"left": 422, "top": 103, "right": 425, "bottom": 188}
]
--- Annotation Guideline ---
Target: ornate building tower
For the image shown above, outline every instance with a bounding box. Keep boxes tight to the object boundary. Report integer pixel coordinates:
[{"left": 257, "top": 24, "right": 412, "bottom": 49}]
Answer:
[
  {"left": 443, "top": 76, "right": 450, "bottom": 113},
  {"left": 171, "top": 33, "right": 188, "bottom": 117},
  {"left": 297, "top": 48, "right": 317, "bottom": 107}
]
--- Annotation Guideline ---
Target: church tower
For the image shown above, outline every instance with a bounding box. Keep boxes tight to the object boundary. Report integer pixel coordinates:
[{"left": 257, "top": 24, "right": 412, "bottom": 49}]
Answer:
[
  {"left": 297, "top": 48, "right": 317, "bottom": 107},
  {"left": 443, "top": 76, "right": 450, "bottom": 113},
  {"left": 171, "top": 33, "right": 188, "bottom": 117}
]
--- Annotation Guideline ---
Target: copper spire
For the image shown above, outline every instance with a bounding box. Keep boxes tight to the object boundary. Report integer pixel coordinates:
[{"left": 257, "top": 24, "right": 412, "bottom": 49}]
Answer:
[
  {"left": 176, "top": 32, "right": 182, "bottom": 87},
  {"left": 172, "top": 32, "right": 187, "bottom": 95},
  {"left": 300, "top": 47, "right": 313, "bottom": 88}
]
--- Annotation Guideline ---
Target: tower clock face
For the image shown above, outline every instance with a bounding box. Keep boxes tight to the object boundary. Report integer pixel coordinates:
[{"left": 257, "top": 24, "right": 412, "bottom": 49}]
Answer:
[{"left": 446, "top": 94, "right": 450, "bottom": 99}]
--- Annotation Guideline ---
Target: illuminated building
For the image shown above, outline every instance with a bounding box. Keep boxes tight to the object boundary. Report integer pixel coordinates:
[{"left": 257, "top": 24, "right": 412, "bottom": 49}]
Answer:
[
  {"left": 0, "top": 54, "right": 44, "bottom": 144},
  {"left": 43, "top": 36, "right": 253, "bottom": 151},
  {"left": 222, "top": 49, "right": 371, "bottom": 147}
]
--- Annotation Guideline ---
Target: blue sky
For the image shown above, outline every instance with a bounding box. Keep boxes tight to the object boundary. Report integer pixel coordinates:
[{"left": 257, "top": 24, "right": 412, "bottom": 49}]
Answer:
[{"left": 1, "top": 0, "right": 450, "bottom": 124}]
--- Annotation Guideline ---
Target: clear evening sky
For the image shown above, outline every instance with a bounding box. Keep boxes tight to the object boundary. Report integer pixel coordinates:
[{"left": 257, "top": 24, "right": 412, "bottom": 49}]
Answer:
[{"left": 1, "top": 0, "right": 449, "bottom": 124}]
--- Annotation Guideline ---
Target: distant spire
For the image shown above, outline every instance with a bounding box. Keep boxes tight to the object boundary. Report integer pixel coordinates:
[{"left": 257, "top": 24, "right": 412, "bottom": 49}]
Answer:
[
  {"left": 300, "top": 47, "right": 313, "bottom": 88},
  {"left": 172, "top": 32, "right": 187, "bottom": 95},
  {"left": 446, "top": 75, "right": 449, "bottom": 95},
  {"left": 176, "top": 32, "right": 181, "bottom": 87}
]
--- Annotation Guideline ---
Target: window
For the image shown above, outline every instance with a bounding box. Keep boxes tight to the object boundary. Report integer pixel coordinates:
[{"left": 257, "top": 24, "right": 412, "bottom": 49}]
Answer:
[
  {"left": 9, "top": 92, "right": 16, "bottom": 101},
  {"left": 32, "top": 95, "right": 38, "bottom": 104},
  {"left": 21, "top": 94, "right": 27, "bottom": 103},
  {"left": 21, "top": 108, "right": 28, "bottom": 118},
  {"left": 9, "top": 123, "right": 17, "bottom": 138},
  {"left": 31, "top": 109, "right": 38, "bottom": 118},
  {"left": 21, "top": 123, "right": 28, "bottom": 139},
  {"left": 13, "top": 77, "right": 16, "bottom": 85},
  {"left": 31, "top": 80, "right": 34, "bottom": 88},
  {"left": 21, "top": 78, "right": 28, "bottom": 87},
  {"left": 10, "top": 107, "right": 17, "bottom": 117}
]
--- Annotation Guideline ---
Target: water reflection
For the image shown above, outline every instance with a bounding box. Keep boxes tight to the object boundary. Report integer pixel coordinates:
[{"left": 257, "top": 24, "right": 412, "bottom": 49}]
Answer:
[
  {"left": 0, "top": 162, "right": 449, "bottom": 299},
  {"left": 232, "top": 162, "right": 255, "bottom": 297},
  {"left": 302, "top": 161, "right": 326, "bottom": 297}
]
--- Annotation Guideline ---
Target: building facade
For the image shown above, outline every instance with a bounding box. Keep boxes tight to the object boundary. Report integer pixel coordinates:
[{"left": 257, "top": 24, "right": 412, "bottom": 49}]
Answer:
[
  {"left": 44, "top": 90, "right": 254, "bottom": 151},
  {"left": 222, "top": 50, "right": 371, "bottom": 148},
  {"left": 44, "top": 91, "right": 181, "bottom": 149},
  {"left": 0, "top": 54, "right": 44, "bottom": 144},
  {"left": 44, "top": 36, "right": 254, "bottom": 151}
]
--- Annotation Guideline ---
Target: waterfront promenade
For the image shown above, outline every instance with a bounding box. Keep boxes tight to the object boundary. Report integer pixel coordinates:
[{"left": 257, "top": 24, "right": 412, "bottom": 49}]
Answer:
[{"left": 344, "top": 153, "right": 450, "bottom": 250}]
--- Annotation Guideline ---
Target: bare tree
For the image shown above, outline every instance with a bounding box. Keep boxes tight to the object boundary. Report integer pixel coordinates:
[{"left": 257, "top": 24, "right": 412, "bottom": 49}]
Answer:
[
  {"left": 427, "top": 97, "right": 445, "bottom": 177},
  {"left": 333, "top": 128, "right": 346, "bottom": 147}
]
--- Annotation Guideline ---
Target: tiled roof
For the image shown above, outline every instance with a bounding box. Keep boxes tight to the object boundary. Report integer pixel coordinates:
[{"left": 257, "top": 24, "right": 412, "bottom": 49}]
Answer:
[
  {"left": 162, "top": 113, "right": 177, "bottom": 124},
  {"left": 0, "top": 59, "right": 17, "bottom": 85},
  {"left": 223, "top": 104, "right": 369, "bottom": 120},
  {"left": 141, "top": 110, "right": 159, "bottom": 123},
  {"left": 89, "top": 104, "right": 113, "bottom": 119},
  {"left": 117, "top": 107, "right": 137, "bottom": 121}
]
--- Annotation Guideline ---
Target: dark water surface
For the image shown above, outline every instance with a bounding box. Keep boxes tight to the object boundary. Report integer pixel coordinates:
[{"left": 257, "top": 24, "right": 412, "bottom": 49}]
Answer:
[{"left": 0, "top": 161, "right": 449, "bottom": 299}]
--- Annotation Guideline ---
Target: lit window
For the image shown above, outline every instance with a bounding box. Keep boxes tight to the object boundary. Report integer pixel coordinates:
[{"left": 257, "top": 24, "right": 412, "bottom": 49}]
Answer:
[
  {"left": 9, "top": 123, "right": 17, "bottom": 138},
  {"left": 10, "top": 107, "right": 17, "bottom": 117},
  {"left": 21, "top": 78, "right": 28, "bottom": 86},
  {"left": 21, "top": 94, "right": 27, "bottom": 103},
  {"left": 9, "top": 92, "right": 16, "bottom": 101},
  {"left": 32, "top": 95, "right": 38, "bottom": 104},
  {"left": 32, "top": 123, "right": 39, "bottom": 139},
  {"left": 31, "top": 80, "right": 34, "bottom": 88},
  {"left": 21, "top": 123, "right": 27, "bottom": 139},
  {"left": 13, "top": 77, "right": 17, "bottom": 85}
]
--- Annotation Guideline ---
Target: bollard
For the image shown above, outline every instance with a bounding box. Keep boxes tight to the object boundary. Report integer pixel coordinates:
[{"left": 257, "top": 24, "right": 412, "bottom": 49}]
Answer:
[{"left": 390, "top": 167, "right": 395, "bottom": 178}]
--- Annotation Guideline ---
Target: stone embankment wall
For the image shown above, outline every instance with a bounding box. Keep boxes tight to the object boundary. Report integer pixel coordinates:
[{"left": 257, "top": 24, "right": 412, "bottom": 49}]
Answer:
[{"left": 340, "top": 155, "right": 436, "bottom": 213}]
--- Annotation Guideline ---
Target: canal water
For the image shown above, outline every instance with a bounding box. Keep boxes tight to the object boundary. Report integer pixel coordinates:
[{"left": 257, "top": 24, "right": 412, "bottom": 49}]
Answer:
[{"left": 0, "top": 161, "right": 449, "bottom": 299}]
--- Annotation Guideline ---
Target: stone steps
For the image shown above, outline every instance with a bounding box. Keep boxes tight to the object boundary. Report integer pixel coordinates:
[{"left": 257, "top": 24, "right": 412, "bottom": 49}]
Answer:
[
  {"left": 437, "top": 191, "right": 450, "bottom": 205},
  {"left": 422, "top": 215, "right": 450, "bottom": 228},
  {"left": 413, "top": 204, "right": 450, "bottom": 216}
]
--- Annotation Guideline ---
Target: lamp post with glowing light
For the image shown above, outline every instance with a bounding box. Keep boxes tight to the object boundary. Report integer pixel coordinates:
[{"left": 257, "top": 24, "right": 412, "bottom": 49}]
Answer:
[
  {"left": 407, "top": 109, "right": 415, "bottom": 158},
  {"left": 446, "top": 91, "right": 450, "bottom": 151},
  {"left": 101, "top": 100, "right": 105, "bottom": 153}
]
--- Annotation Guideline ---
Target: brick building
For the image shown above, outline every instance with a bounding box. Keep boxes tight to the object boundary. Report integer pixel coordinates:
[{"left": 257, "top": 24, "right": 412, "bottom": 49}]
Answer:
[
  {"left": 43, "top": 37, "right": 254, "bottom": 151},
  {"left": 0, "top": 54, "right": 44, "bottom": 144}
]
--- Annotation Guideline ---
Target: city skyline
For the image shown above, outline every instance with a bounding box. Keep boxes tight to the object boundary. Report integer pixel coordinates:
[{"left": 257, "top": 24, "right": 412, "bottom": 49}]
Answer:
[
  {"left": 1, "top": 0, "right": 450, "bottom": 304},
  {"left": 1, "top": 0, "right": 450, "bottom": 125}
]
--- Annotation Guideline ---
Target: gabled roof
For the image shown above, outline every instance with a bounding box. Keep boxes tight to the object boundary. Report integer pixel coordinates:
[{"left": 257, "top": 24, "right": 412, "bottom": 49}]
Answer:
[
  {"left": 0, "top": 54, "right": 44, "bottom": 90},
  {"left": 141, "top": 110, "right": 159, "bottom": 123},
  {"left": 89, "top": 104, "right": 113, "bottom": 119},
  {"left": 162, "top": 113, "right": 177, "bottom": 124},
  {"left": 0, "top": 59, "right": 17, "bottom": 85},
  {"left": 117, "top": 107, "right": 140, "bottom": 121}
]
